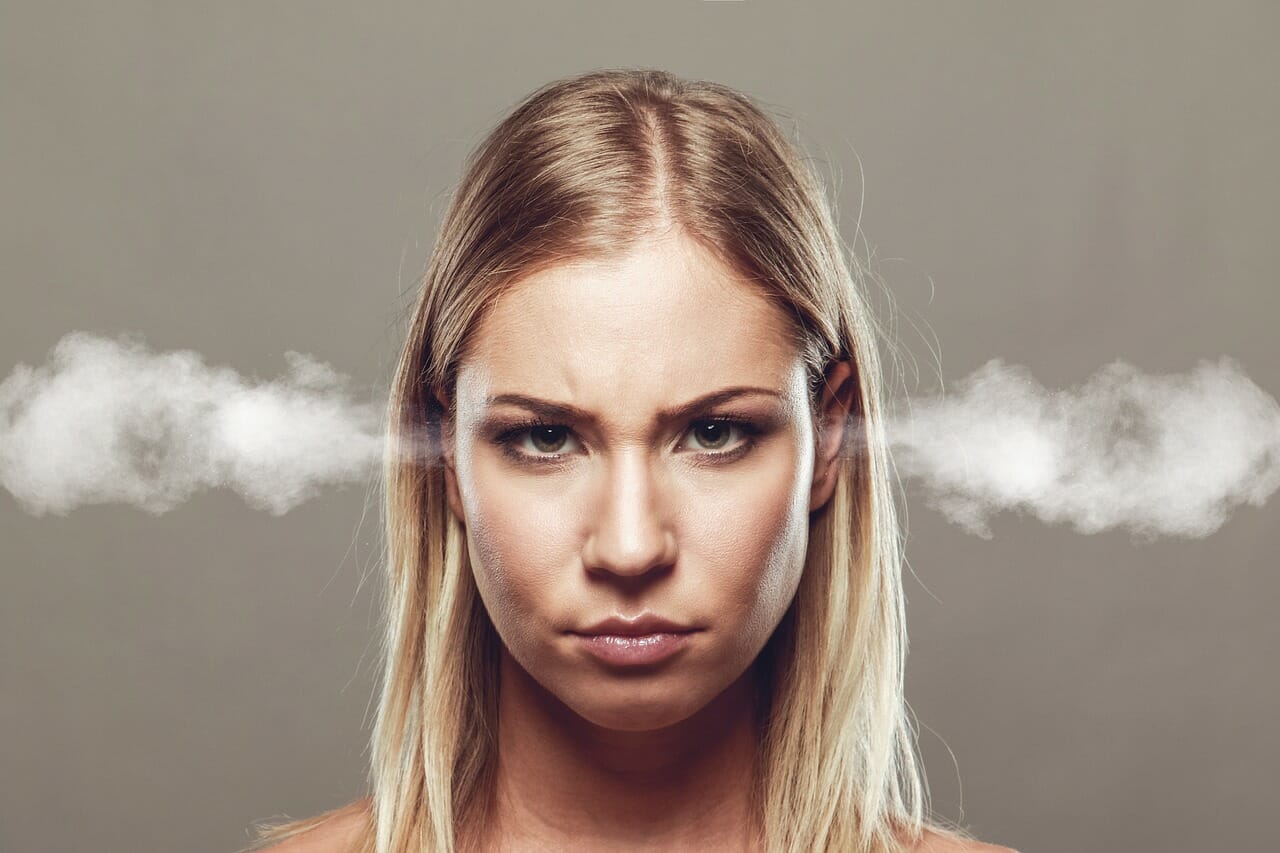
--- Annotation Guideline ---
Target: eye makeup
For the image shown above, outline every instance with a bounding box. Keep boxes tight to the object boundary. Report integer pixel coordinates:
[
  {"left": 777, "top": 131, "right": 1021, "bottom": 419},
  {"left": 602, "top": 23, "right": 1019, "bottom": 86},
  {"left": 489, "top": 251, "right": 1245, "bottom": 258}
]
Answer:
[{"left": 486, "top": 412, "right": 774, "bottom": 469}]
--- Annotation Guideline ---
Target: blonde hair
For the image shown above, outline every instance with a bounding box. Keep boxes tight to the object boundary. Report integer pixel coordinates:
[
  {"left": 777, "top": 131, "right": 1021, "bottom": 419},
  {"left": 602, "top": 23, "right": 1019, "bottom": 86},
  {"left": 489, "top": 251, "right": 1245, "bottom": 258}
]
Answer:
[{"left": 245, "top": 67, "right": 973, "bottom": 853}]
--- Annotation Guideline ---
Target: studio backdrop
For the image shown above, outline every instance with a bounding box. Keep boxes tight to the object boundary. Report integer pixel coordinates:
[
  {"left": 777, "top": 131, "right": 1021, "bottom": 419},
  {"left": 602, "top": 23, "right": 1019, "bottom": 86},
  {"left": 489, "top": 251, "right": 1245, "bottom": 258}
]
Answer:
[{"left": 1, "top": 3, "right": 1276, "bottom": 852}]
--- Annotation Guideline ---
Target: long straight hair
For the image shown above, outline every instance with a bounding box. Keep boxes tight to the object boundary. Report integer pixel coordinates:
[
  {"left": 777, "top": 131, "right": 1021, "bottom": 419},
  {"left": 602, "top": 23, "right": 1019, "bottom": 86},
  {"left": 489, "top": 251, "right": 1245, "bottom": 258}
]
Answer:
[{"left": 248, "top": 67, "right": 970, "bottom": 853}]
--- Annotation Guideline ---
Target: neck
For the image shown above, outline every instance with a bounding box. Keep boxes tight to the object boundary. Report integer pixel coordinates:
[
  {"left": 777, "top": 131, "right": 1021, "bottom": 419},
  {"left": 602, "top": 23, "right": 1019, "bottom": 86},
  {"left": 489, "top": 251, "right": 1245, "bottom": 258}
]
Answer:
[{"left": 480, "top": 645, "right": 763, "bottom": 851}]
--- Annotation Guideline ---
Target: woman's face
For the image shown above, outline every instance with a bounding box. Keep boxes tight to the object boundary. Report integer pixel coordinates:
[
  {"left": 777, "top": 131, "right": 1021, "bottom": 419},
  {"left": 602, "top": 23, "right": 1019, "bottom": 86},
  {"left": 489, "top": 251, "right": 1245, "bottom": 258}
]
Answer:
[{"left": 442, "top": 230, "right": 848, "bottom": 732}]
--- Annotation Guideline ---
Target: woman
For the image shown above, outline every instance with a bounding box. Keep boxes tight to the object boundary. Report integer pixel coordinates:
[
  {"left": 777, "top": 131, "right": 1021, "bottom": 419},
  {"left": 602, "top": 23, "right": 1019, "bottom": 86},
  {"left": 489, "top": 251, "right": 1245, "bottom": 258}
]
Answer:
[{"left": 245, "top": 67, "right": 1016, "bottom": 853}]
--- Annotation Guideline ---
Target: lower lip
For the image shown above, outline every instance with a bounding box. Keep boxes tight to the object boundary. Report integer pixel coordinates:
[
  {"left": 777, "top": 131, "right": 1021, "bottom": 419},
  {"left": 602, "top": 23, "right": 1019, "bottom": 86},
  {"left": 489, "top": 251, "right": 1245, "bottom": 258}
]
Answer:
[{"left": 572, "top": 631, "right": 697, "bottom": 666}]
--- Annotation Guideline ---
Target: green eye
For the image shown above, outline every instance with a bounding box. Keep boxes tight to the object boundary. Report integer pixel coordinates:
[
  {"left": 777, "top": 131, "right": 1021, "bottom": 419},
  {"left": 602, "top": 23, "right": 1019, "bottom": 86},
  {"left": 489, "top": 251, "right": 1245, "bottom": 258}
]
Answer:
[
  {"left": 495, "top": 415, "right": 764, "bottom": 467},
  {"left": 690, "top": 421, "right": 734, "bottom": 450},
  {"left": 529, "top": 426, "right": 569, "bottom": 453},
  {"left": 682, "top": 418, "right": 763, "bottom": 457}
]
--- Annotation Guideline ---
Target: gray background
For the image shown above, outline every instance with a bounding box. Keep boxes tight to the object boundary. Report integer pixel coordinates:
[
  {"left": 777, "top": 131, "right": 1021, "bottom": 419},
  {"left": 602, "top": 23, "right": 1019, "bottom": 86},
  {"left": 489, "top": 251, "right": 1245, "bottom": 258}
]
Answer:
[{"left": 2, "top": 3, "right": 1276, "bottom": 852}]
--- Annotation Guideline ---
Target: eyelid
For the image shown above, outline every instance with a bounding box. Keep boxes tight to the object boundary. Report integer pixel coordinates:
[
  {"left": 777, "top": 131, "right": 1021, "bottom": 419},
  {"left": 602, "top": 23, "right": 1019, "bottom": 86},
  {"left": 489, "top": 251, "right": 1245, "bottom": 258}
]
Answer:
[
  {"left": 493, "top": 414, "right": 764, "bottom": 464},
  {"left": 676, "top": 417, "right": 759, "bottom": 454},
  {"left": 495, "top": 418, "right": 581, "bottom": 461}
]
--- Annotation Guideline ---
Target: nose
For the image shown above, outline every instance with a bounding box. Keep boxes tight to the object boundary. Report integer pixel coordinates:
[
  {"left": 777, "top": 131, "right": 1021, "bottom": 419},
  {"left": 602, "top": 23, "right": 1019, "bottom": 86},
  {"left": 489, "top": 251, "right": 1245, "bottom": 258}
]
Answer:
[{"left": 581, "top": 449, "right": 677, "bottom": 580}]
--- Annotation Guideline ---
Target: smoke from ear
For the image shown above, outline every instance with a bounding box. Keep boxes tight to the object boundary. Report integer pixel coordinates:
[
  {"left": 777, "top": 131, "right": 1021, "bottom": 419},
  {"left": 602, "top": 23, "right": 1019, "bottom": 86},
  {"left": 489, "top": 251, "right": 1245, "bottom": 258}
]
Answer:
[
  {"left": 3, "top": 333, "right": 1277, "bottom": 539},
  {"left": 0, "top": 332, "right": 392, "bottom": 516},
  {"left": 882, "top": 357, "right": 1280, "bottom": 541}
]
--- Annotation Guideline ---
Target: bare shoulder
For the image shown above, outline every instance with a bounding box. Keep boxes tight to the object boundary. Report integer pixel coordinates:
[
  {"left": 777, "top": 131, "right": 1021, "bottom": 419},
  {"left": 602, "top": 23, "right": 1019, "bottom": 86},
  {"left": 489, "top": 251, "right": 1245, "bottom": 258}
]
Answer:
[
  {"left": 909, "top": 828, "right": 1021, "bottom": 853},
  {"left": 255, "top": 798, "right": 371, "bottom": 853}
]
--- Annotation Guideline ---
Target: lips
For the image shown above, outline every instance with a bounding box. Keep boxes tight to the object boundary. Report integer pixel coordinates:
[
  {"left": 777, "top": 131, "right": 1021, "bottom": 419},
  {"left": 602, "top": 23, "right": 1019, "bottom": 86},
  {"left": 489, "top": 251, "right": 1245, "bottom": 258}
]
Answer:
[
  {"left": 572, "top": 631, "right": 697, "bottom": 667},
  {"left": 572, "top": 612, "right": 698, "bottom": 636},
  {"left": 568, "top": 612, "right": 701, "bottom": 667}
]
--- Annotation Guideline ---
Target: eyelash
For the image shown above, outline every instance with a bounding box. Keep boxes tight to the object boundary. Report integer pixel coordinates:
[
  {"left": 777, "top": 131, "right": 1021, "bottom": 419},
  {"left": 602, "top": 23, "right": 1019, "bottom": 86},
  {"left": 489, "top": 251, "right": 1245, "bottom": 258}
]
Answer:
[{"left": 493, "top": 416, "right": 764, "bottom": 468}]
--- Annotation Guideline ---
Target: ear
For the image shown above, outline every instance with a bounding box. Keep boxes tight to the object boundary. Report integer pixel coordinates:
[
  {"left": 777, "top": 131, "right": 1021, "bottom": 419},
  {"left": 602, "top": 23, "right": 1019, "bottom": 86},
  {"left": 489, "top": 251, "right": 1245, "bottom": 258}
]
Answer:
[
  {"left": 433, "top": 386, "right": 466, "bottom": 525},
  {"left": 809, "top": 359, "right": 857, "bottom": 513}
]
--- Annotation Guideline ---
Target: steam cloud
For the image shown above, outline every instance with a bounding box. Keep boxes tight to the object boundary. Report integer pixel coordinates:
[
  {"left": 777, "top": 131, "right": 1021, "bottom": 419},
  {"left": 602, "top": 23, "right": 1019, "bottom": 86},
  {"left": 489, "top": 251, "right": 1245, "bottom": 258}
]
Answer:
[
  {"left": 0, "top": 332, "right": 385, "bottom": 516},
  {"left": 2, "top": 332, "right": 1277, "bottom": 539},
  {"left": 886, "top": 357, "right": 1280, "bottom": 540}
]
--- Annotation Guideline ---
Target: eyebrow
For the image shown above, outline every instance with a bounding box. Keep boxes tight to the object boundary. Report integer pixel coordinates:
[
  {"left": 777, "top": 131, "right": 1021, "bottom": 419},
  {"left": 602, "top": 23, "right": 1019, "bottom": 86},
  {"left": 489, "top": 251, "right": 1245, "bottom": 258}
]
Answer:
[{"left": 482, "top": 386, "right": 785, "bottom": 428}]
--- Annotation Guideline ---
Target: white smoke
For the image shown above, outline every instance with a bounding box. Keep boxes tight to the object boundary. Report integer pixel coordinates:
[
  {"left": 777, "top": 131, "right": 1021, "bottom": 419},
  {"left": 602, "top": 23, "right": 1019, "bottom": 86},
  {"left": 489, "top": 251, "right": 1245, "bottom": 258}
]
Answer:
[
  {"left": 2, "top": 334, "right": 1277, "bottom": 539},
  {"left": 886, "top": 357, "right": 1280, "bottom": 540},
  {"left": 0, "top": 331, "right": 385, "bottom": 516}
]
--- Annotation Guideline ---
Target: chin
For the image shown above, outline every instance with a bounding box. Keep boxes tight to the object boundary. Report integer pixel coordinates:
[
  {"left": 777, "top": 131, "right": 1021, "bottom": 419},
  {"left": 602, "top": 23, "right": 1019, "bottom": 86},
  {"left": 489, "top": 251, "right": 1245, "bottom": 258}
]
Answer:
[{"left": 567, "top": 684, "right": 704, "bottom": 732}]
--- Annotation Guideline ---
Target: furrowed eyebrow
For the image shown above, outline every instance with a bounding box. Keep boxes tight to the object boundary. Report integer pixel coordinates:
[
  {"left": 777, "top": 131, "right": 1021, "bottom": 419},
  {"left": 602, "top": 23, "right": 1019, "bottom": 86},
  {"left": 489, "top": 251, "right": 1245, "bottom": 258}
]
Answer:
[{"left": 483, "top": 386, "right": 785, "bottom": 428}]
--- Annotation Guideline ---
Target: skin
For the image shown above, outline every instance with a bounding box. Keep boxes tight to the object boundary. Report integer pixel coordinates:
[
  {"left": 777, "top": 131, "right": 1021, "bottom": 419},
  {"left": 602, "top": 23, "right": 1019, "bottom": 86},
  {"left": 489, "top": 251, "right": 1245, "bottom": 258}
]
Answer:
[
  {"left": 438, "top": 229, "right": 855, "bottom": 851},
  {"left": 256, "top": 231, "right": 1018, "bottom": 853}
]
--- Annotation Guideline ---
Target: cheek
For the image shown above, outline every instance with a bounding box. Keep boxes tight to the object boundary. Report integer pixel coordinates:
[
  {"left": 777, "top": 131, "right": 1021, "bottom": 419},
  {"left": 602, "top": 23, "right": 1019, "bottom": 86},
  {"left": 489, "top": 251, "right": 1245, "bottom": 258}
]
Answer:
[
  {"left": 459, "top": 454, "right": 579, "bottom": 644},
  {"left": 685, "top": 448, "right": 811, "bottom": 637}
]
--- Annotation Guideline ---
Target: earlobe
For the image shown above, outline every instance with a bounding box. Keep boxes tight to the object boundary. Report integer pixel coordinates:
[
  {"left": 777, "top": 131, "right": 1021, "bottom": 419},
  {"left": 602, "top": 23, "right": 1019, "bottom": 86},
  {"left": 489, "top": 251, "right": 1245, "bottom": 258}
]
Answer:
[
  {"left": 810, "top": 462, "right": 841, "bottom": 513},
  {"left": 432, "top": 386, "right": 466, "bottom": 526},
  {"left": 443, "top": 460, "right": 465, "bottom": 525},
  {"left": 808, "top": 360, "right": 856, "bottom": 513}
]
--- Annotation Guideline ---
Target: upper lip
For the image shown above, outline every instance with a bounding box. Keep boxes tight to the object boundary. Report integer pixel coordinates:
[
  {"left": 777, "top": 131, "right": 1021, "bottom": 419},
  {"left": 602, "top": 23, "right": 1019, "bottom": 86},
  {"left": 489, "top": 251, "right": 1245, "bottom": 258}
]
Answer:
[{"left": 573, "top": 613, "right": 699, "bottom": 636}]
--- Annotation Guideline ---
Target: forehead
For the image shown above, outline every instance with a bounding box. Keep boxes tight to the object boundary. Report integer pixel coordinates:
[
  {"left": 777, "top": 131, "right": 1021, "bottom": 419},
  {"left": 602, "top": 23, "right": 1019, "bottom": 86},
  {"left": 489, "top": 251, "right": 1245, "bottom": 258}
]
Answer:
[{"left": 457, "top": 232, "right": 803, "bottom": 418}]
